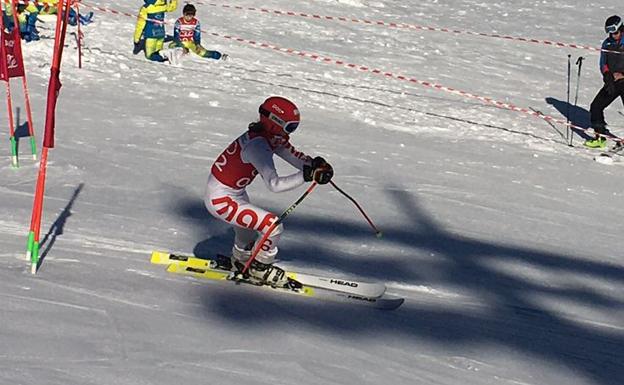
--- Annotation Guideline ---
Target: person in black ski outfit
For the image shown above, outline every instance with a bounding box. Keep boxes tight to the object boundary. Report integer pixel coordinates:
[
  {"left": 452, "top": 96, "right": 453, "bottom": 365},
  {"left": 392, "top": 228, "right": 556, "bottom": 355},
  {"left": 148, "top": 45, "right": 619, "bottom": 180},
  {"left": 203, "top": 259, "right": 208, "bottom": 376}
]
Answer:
[{"left": 587, "top": 15, "right": 624, "bottom": 148}]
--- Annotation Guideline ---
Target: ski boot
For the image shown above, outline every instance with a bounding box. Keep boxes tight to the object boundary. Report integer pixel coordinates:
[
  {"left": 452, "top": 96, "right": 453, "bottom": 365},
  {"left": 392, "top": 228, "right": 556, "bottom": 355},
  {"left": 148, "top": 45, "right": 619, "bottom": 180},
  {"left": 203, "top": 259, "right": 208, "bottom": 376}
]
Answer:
[
  {"left": 220, "top": 256, "right": 301, "bottom": 290},
  {"left": 245, "top": 259, "right": 290, "bottom": 288},
  {"left": 584, "top": 137, "right": 606, "bottom": 149},
  {"left": 79, "top": 12, "right": 94, "bottom": 26},
  {"left": 22, "top": 30, "right": 40, "bottom": 42},
  {"left": 210, "top": 254, "right": 236, "bottom": 271},
  {"left": 248, "top": 260, "right": 303, "bottom": 290},
  {"left": 221, "top": 245, "right": 302, "bottom": 289}
]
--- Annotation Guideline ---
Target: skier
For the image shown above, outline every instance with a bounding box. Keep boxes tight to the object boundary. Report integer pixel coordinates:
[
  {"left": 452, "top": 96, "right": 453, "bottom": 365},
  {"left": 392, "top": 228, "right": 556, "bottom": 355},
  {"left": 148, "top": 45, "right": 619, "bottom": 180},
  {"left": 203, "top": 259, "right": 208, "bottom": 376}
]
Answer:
[
  {"left": 204, "top": 96, "right": 334, "bottom": 286},
  {"left": 34, "top": 0, "right": 94, "bottom": 26},
  {"left": 586, "top": 15, "right": 624, "bottom": 148},
  {"left": 169, "top": 3, "right": 227, "bottom": 60},
  {"left": 67, "top": 8, "right": 94, "bottom": 27},
  {"left": 133, "top": 0, "right": 178, "bottom": 62},
  {"left": 4, "top": 1, "right": 40, "bottom": 42}
]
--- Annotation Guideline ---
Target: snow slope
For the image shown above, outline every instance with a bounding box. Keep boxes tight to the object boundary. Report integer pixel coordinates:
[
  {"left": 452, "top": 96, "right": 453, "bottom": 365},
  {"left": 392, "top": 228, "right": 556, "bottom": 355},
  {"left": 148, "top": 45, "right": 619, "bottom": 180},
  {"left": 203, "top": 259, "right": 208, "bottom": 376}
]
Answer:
[{"left": 1, "top": 1, "right": 623, "bottom": 384}]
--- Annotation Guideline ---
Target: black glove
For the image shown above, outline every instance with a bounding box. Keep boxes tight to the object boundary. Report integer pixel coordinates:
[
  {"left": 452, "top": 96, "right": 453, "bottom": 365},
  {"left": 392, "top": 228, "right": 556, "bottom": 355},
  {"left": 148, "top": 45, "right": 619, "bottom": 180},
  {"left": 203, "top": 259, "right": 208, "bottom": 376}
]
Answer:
[
  {"left": 303, "top": 156, "right": 334, "bottom": 185},
  {"left": 133, "top": 40, "right": 144, "bottom": 55},
  {"left": 603, "top": 71, "right": 616, "bottom": 95}
]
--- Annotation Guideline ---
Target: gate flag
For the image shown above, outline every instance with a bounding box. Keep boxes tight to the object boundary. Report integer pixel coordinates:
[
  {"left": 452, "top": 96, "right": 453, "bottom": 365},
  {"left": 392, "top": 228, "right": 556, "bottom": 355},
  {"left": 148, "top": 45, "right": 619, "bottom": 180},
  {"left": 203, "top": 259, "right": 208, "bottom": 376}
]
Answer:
[{"left": 0, "top": 27, "right": 25, "bottom": 80}]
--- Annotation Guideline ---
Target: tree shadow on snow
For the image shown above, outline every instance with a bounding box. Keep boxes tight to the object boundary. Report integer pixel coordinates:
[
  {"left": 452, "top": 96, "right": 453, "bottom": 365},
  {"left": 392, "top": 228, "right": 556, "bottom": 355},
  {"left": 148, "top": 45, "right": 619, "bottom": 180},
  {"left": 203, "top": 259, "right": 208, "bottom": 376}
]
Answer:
[
  {"left": 177, "top": 186, "right": 624, "bottom": 385},
  {"left": 163, "top": 190, "right": 240, "bottom": 259}
]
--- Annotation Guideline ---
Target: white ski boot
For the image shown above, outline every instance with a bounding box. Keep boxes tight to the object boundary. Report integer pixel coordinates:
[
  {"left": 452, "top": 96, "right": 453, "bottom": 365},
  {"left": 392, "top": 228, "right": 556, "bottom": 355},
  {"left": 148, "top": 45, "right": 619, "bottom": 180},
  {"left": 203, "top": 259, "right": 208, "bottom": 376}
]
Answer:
[{"left": 230, "top": 245, "right": 290, "bottom": 288}]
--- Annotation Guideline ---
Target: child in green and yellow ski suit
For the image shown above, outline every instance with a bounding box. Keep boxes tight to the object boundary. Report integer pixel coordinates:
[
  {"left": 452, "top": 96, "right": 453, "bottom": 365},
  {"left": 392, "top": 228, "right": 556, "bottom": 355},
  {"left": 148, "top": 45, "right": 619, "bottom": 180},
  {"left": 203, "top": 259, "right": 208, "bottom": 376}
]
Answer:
[
  {"left": 2, "top": 1, "right": 39, "bottom": 42},
  {"left": 133, "top": 0, "right": 177, "bottom": 62}
]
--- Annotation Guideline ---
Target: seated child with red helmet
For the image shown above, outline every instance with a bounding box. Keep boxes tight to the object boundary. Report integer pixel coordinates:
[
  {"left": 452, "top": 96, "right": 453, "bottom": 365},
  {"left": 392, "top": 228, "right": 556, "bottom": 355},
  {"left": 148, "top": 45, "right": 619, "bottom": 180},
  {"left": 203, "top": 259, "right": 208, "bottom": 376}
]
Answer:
[
  {"left": 169, "top": 3, "right": 227, "bottom": 60},
  {"left": 204, "top": 96, "right": 333, "bottom": 287}
]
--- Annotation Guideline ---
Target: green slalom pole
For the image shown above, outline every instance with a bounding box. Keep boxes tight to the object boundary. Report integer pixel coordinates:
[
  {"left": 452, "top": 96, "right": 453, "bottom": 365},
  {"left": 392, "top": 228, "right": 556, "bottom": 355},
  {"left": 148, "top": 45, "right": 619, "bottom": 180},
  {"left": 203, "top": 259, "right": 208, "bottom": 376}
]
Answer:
[
  {"left": 29, "top": 136, "right": 37, "bottom": 160},
  {"left": 26, "top": 231, "right": 35, "bottom": 262},
  {"left": 30, "top": 238, "right": 39, "bottom": 274},
  {"left": 10, "top": 135, "right": 18, "bottom": 167}
]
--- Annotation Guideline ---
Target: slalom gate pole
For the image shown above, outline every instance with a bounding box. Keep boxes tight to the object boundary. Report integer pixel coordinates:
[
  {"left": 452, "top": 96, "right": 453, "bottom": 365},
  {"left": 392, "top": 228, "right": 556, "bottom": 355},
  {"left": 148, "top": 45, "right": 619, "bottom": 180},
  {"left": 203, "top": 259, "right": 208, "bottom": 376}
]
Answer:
[
  {"left": 76, "top": 1, "right": 82, "bottom": 68},
  {"left": 21, "top": 76, "right": 36, "bottom": 159},
  {"left": 27, "top": 0, "right": 72, "bottom": 273},
  {"left": 4, "top": 79, "right": 17, "bottom": 167},
  {"left": 329, "top": 181, "right": 382, "bottom": 238},
  {"left": 27, "top": 147, "right": 48, "bottom": 272},
  {"left": 571, "top": 56, "right": 584, "bottom": 146},
  {"left": 242, "top": 182, "right": 318, "bottom": 274},
  {"left": 566, "top": 54, "right": 571, "bottom": 143}
]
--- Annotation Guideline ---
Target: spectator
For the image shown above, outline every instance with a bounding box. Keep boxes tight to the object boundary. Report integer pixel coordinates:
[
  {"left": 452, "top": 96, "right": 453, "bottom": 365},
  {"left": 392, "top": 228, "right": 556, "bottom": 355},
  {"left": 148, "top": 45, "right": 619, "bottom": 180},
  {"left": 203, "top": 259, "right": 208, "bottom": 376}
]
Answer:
[
  {"left": 168, "top": 3, "right": 227, "bottom": 61},
  {"left": 586, "top": 15, "right": 624, "bottom": 148},
  {"left": 133, "top": 0, "right": 178, "bottom": 62}
]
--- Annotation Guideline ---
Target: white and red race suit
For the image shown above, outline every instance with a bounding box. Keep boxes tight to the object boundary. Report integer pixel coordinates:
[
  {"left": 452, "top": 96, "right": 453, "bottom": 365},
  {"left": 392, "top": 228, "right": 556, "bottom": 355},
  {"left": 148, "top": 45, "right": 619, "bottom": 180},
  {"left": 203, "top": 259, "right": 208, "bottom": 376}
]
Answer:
[{"left": 204, "top": 130, "right": 311, "bottom": 264}]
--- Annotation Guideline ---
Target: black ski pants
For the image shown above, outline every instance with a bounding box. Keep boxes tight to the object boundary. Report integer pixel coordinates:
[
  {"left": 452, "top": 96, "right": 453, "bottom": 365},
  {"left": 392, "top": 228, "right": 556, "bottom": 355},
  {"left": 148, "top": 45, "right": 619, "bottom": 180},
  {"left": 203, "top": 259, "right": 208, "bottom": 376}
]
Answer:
[{"left": 590, "top": 80, "right": 624, "bottom": 134}]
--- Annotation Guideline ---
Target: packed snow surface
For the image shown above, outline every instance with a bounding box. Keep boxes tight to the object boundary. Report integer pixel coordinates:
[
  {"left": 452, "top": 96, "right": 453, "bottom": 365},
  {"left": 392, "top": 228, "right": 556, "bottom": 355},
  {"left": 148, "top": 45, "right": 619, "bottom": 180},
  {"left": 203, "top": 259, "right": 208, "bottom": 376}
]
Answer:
[{"left": 1, "top": 1, "right": 623, "bottom": 384}]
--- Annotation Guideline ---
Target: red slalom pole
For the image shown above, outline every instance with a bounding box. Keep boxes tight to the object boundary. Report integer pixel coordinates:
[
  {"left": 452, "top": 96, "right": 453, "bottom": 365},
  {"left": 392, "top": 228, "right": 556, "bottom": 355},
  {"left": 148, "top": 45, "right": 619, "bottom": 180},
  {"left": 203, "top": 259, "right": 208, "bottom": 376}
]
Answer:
[
  {"left": 27, "top": 147, "right": 48, "bottom": 270},
  {"left": 4, "top": 78, "right": 16, "bottom": 167},
  {"left": 27, "top": 0, "right": 72, "bottom": 273},
  {"left": 242, "top": 182, "right": 318, "bottom": 274},
  {"left": 76, "top": 0, "right": 82, "bottom": 68},
  {"left": 21, "top": 76, "right": 37, "bottom": 159}
]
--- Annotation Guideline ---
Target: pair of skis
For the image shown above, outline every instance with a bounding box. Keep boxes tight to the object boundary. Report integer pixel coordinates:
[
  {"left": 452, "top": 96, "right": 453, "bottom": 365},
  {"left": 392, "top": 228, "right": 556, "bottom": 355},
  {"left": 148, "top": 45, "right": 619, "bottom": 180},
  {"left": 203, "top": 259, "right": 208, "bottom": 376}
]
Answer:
[{"left": 150, "top": 251, "right": 404, "bottom": 310}]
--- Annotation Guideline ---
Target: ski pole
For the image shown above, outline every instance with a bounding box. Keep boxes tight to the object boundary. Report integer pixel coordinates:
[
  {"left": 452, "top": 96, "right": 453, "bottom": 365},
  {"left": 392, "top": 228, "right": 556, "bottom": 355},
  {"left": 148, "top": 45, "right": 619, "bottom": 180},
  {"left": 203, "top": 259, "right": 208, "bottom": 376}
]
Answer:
[
  {"left": 329, "top": 181, "right": 382, "bottom": 238},
  {"left": 242, "top": 182, "right": 318, "bottom": 274},
  {"left": 566, "top": 54, "right": 571, "bottom": 143},
  {"left": 571, "top": 56, "right": 584, "bottom": 146},
  {"left": 76, "top": 1, "right": 83, "bottom": 69}
]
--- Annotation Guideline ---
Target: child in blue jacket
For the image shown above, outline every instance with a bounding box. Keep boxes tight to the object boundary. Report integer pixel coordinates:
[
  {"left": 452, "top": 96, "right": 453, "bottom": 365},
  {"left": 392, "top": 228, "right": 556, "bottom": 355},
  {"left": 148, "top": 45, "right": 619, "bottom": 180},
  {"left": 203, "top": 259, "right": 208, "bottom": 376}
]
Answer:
[{"left": 586, "top": 15, "right": 624, "bottom": 148}]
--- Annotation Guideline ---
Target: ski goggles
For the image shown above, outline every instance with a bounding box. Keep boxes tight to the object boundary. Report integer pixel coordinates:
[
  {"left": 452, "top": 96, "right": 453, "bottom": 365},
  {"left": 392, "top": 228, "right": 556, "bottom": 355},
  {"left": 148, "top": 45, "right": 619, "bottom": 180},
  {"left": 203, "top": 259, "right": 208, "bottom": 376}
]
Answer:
[
  {"left": 606, "top": 21, "right": 623, "bottom": 34},
  {"left": 259, "top": 107, "right": 300, "bottom": 133}
]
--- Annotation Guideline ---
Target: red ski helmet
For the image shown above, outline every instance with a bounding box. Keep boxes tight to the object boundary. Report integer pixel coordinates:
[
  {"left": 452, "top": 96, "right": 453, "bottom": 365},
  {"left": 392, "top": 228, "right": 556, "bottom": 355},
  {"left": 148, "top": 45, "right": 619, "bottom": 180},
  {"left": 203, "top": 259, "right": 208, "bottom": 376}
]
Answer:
[{"left": 259, "top": 96, "right": 300, "bottom": 136}]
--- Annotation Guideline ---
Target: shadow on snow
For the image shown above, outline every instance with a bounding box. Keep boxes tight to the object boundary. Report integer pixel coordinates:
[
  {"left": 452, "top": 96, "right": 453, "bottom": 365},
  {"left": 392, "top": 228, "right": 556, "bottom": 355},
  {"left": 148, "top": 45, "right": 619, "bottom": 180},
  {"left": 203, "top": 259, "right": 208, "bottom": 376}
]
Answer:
[
  {"left": 545, "top": 97, "right": 593, "bottom": 141},
  {"left": 175, "top": 186, "right": 624, "bottom": 385},
  {"left": 39, "top": 183, "right": 85, "bottom": 267}
]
